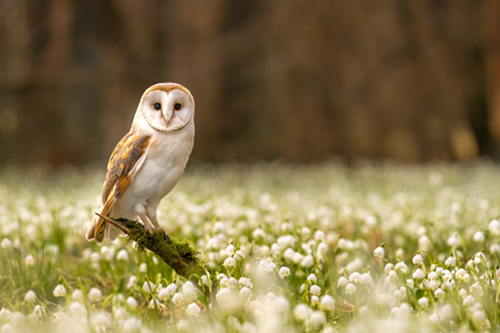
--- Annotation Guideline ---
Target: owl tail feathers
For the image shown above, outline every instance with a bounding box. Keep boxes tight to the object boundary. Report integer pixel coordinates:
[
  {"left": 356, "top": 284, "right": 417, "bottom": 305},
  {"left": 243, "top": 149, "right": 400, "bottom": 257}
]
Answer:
[
  {"left": 85, "top": 214, "right": 106, "bottom": 243},
  {"left": 86, "top": 205, "right": 124, "bottom": 243}
]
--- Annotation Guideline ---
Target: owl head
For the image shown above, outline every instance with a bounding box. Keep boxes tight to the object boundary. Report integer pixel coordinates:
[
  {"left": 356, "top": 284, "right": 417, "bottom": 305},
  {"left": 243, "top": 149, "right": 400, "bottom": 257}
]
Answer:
[{"left": 133, "top": 83, "right": 194, "bottom": 132}]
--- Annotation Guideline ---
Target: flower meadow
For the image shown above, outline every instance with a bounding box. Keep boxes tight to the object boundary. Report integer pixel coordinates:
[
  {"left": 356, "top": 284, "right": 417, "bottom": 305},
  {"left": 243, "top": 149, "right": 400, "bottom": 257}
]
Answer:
[{"left": 1, "top": 162, "right": 500, "bottom": 332}]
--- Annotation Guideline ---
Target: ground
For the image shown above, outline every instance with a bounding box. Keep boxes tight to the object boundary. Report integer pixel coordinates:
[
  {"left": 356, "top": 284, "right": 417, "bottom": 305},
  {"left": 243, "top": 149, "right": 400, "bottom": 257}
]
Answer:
[{"left": 0, "top": 162, "right": 499, "bottom": 332}]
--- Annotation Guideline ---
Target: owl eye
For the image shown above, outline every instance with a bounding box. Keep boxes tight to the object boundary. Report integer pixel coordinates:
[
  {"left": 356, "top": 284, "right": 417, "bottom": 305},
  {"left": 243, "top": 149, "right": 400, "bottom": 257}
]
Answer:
[
  {"left": 174, "top": 103, "right": 182, "bottom": 111},
  {"left": 154, "top": 103, "right": 161, "bottom": 110}
]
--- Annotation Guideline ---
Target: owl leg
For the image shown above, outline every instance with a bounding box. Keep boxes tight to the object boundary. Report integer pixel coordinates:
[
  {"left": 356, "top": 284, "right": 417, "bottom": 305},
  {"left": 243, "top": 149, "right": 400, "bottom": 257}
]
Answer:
[
  {"left": 139, "top": 213, "right": 154, "bottom": 236},
  {"left": 147, "top": 213, "right": 169, "bottom": 241}
]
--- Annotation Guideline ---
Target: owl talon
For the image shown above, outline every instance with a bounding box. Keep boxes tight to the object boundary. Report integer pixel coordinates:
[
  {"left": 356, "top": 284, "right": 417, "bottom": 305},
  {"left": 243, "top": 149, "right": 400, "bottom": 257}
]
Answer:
[
  {"left": 161, "top": 230, "right": 170, "bottom": 241},
  {"left": 144, "top": 224, "right": 154, "bottom": 237}
]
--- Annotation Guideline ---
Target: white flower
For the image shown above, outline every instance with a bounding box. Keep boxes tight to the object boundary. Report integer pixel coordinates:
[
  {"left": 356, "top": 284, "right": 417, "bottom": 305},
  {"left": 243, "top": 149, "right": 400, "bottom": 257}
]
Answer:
[
  {"left": 311, "top": 295, "right": 319, "bottom": 305},
  {"left": 463, "top": 295, "right": 475, "bottom": 306},
  {"left": 445, "top": 256, "right": 456, "bottom": 267},
  {"left": 199, "top": 275, "right": 209, "bottom": 287},
  {"left": 217, "top": 273, "right": 228, "bottom": 280},
  {"left": 301, "top": 227, "right": 311, "bottom": 238},
  {"left": 72, "top": 289, "right": 83, "bottom": 302},
  {"left": 373, "top": 247, "right": 385, "bottom": 259},
  {"left": 473, "top": 231, "right": 485, "bottom": 243},
  {"left": 384, "top": 263, "right": 393, "bottom": 274},
  {"left": 271, "top": 243, "right": 281, "bottom": 254},
  {"left": 234, "top": 250, "right": 245, "bottom": 260},
  {"left": 220, "top": 277, "right": 229, "bottom": 288},
  {"left": 158, "top": 288, "right": 170, "bottom": 301},
  {"left": 459, "top": 288, "right": 468, "bottom": 298},
  {"left": 172, "top": 293, "right": 185, "bottom": 305},
  {"left": 338, "top": 276, "right": 348, "bottom": 287},
  {"left": 395, "top": 262, "right": 409, "bottom": 274},
  {"left": 489, "top": 219, "right": 500, "bottom": 236},
  {"left": 320, "top": 295, "right": 335, "bottom": 311},
  {"left": 407, "top": 279, "right": 414, "bottom": 288},
  {"left": 239, "top": 287, "right": 251, "bottom": 298},
  {"left": 413, "top": 268, "right": 425, "bottom": 279},
  {"left": 123, "top": 317, "right": 142, "bottom": 332},
  {"left": 239, "top": 277, "right": 253, "bottom": 289},
  {"left": 428, "top": 280, "right": 439, "bottom": 291},
  {"left": 279, "top": 267, "right": 290, "bottom": 279},
  {"left": 474, "top": 252, "right": 485, "bottom": 265},
  {"left": 360, "top": 273, "right": 373, "bottom": 284},
  {"left": 349, "top": 272, "right": 360, "bottom": 283},
  {"left": 442, "top": 272, "right": 453, "bottom": 282},
  {"left": 88, "top": 288, "right": 103, "bottom": 301},
  {"left": 252, "top": 228, "right": 266, "bottom": 239},
  {"left": 307, "top": 273, "right": 317, "bottom": 283},
  {"left": 116, "top": 249, "right": 129, "bottom": 261},
  {"left": 275, "top": 296, "right": 290, "bottom": 312},
  {"left": 33, "top": 305, "right": 45, "bottom": 318},
  {"left": 310, "top": 285, "right": 321, "bottom": 296},
  {"left": 100, "top": 246, "right": 115, "bottom": 261},
  {"left": 228, "top": 277, "right": 238, "bottom": 289},
  {"left": 284, "top": 248, "right": 295, "bottom": 260},
  {"left": 317, "top": 242, "right": 328, "bottom": 256},
  {"left": 24, "top": 290, "right": 36, "bottom": 302},
  {"left": 470, "top": 282, "right": 484, "bottom": 296},
  {"left": 418, "top": 297, "right": 428, "bottom": 308},
  {"left": 0, "top": 308, "right": 12, "bottom": 321},
  {"left": 26, "top": 313, "right": 37, "bottom": 325},
  {"left": 127, "top": 275, "right": 138, "bottom": 289},
  {"left": 53, "top": 284, "right": 66, "bottom": 297},
  {"left": 143, "top": 281, "right": 156, "bottom": 294},
  {"left": 435, "top": 288, "right": 445, "bottom": 299},
  {"left": 268, "top": 262, "right": 277, "bottom": 271},
  {"left": 365, "top": 215, "right": 377, "bottom": 226},
  {"left": 186, "top": 303, "right": 201, "bottom": 316},
  {"left": 301, "top": 255, "right": 314, "bottom": 268},
  {"left": 418, "top": 236, "right": 431, "bottom": 251},
  {"left": 1, "top": 238, "right": 12, "bottom": 249},
  {"left": 428, "top": 272, "right": 438, "bottom": 280},
  {"left": 126, "top": 297, "right": 138, "bottom": 308},
  {"left": 149, "top": 299, "right": 161, "bottom": 309},
  {"left": 473, "top": 310, "right": 487, "bottom": 323},
  {"left": 314, "top": 230, "right": 325, "bottom": 241},
  {"left": 346, "top": 283, "right": 356, "bottom": 294},
  {"left": 359, "top": 306, "right": 371, "bottom": 316},
  {"left": 293, "top": 304, "right": 312, "bottom": 321},
  {"left": 393, "top": 290, "right": 403, "bottom": 302},
  {"left": 224, "top": 257, "right": 236, "bottom": 267},
  {"left": 166, "top": 283, "right": 177, "bottom": 295},
  {"left": 447, "top": 233, "right": 461, "bottom": 247},
  {"left": 69, "top": 301, "right": 87, "bottom": 317},
  {"left": 412, "top": 254, "right": 423, "bottom": 265},
  {"left": 25, "top": 255, "right": 35, "bottom": 266},
  {"left": 139, "top": 262, "right": 147, "bottom": 272},
  {"left": 183, "top": 281, "right": 197, "bottom": 302},
  {"left": 307, "top": 311, "right": 326, "bottom": 328},
  {"left": 10, "top": 312, "right": 25, "bottom": 326},
  {"left": 456, "top": 269, "right": 470, "bottom": 283},
  {"left": 0, "top": 324, "right": 13, "bottom": 333},
  {"left": 292, "top": 252, "right": 304, "bottom": 264},
  {"left": 225, "top": 244, "right": 235, "bottom": 256}
]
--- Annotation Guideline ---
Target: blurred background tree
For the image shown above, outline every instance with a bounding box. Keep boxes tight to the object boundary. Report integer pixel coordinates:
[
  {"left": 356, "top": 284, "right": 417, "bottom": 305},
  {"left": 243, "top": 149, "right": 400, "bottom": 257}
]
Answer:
[{"left": 0, "top": 0, "right": 497, "bottom": 166}]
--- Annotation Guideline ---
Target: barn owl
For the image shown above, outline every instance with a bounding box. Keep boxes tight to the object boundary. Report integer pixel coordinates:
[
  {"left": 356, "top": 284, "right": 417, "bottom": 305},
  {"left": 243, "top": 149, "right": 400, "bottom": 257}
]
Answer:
[{"left": 86, "top": 83, "right": 195, "bottom": 243}]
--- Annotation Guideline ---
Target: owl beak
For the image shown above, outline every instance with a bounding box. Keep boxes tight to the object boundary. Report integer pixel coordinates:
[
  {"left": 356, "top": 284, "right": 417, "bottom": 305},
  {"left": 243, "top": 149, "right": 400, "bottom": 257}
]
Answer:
[{"left": 163, "top": 108, "right": 174, "bottom": 127}]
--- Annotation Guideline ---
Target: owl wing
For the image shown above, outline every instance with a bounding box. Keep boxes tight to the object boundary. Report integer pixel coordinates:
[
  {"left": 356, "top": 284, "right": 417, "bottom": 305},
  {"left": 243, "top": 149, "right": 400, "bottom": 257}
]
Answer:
[{"left": 93, "top": 132, "right": 151, "bottom": 240}]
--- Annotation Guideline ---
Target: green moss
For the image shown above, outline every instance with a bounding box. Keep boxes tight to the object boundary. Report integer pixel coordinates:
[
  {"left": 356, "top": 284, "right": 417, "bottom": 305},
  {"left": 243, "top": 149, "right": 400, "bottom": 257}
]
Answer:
[{"left": 113, "top": 218, "right": 215, "bottom": 282}]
